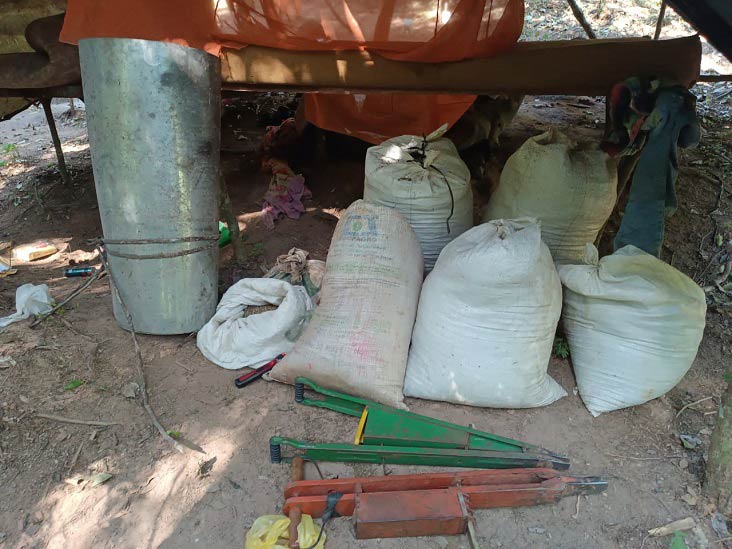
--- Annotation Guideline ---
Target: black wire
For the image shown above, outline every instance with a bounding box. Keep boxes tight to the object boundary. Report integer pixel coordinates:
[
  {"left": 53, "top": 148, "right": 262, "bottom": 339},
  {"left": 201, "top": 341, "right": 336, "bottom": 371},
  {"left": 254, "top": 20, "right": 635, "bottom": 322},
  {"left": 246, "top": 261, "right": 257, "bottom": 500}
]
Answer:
[
  {"left": 405, "top": 136, "right": 455, "bottom": 236},
  {"left": 301, "top": 515, "right": 329, "bottom": 549},
  {"left": 432, "top": 165, "right": 455, "bottom": 235},
  {"left": 301, "top": 491, "right": 343, "bottom": 549}
]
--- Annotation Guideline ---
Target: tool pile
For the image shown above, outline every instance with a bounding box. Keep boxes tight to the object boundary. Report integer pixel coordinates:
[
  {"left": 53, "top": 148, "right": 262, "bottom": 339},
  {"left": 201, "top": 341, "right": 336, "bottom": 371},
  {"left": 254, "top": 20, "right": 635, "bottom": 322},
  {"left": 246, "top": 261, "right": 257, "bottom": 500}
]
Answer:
[
  {"left": 261, "top": 378, "right": 607, "bottom": 547},
  {"left": 228, "top": 130, "right": 704, "bottom": 546}
]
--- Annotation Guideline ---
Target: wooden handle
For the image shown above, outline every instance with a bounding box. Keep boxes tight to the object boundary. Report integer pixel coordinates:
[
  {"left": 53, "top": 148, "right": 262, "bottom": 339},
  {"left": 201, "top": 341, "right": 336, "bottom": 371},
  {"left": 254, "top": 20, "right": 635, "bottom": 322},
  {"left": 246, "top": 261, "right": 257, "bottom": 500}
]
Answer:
[
  {"left": 289, "top": 458, "right": 305, "bottom": 548},
  {"left": 291, "top": 457, "right": 304, "bottom": 482},
  {"left": 288, "top": 507, "right": 302, "bottom": 549}
]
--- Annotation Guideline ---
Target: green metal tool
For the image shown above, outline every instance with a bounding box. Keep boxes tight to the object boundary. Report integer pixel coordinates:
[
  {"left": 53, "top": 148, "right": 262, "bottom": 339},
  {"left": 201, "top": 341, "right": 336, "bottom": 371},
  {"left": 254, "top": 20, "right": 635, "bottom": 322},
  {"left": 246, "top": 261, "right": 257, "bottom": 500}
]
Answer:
[{"left": 269, "top": 377, "right": 570, "bottom": 470}]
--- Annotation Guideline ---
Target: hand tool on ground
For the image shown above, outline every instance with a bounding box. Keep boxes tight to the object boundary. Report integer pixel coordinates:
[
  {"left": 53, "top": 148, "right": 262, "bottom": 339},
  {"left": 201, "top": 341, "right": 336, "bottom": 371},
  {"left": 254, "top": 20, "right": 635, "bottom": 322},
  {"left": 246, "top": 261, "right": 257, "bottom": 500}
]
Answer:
[
  {"left": 234, "top": 353, "right": 285, "bottom": 388},
  {"left": 282, "top": 468, "right": 607, "bottom": 541},
  {"left": 269, "top": 377, "right": 570, "bottom": 470}
]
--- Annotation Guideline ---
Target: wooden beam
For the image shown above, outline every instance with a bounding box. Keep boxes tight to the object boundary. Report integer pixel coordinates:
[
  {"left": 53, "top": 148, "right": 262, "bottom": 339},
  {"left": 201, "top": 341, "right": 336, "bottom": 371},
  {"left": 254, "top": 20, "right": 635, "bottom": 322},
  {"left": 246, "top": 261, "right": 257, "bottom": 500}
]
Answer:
[
  {"left": 698, "top": 74, "right": 732, "bottom": 82},
  {"left": 0, "top": 84, "right": 83, "bottom": 99},
  {"left": 221, "top": 36, "right": 701, "bottom": 97}
]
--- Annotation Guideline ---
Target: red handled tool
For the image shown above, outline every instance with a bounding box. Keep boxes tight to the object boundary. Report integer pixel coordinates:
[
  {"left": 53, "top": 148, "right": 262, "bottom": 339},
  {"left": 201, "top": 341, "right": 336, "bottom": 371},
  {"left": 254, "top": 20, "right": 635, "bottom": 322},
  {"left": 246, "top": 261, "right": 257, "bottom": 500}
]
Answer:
[{"left": 234, "top": 353, "right": 286, "bottom": 388}]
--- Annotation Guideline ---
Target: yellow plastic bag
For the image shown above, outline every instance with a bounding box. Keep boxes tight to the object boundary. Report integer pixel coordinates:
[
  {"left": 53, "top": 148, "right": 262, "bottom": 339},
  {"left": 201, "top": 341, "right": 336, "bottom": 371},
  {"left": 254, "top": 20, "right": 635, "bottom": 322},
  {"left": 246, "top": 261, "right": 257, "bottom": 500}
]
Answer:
[{"left": 245, "top": 514, "right": 325, "bottom": 549}]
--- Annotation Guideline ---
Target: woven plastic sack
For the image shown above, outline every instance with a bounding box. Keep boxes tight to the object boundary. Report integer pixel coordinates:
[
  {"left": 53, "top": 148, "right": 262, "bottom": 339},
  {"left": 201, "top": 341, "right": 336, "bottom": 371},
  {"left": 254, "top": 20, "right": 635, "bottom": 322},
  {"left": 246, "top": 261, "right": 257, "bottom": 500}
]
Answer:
[
  {"left": 196, "top": 278, "right": 313, "bottom": 370},
  {"left": 483, "top": 129, "right": 617, "bottom": 263},
  {"left": 364, "top": 126, "right": 473, "bottom": 272},
  {"left": 404, "top": 218, "right": 567, "bottom": 408},
  {"left": 559, "top": 244, "right": 706, "bottom": 416},
  {"left": 271, "top": 200, "right": 423, "bottom": 407}
]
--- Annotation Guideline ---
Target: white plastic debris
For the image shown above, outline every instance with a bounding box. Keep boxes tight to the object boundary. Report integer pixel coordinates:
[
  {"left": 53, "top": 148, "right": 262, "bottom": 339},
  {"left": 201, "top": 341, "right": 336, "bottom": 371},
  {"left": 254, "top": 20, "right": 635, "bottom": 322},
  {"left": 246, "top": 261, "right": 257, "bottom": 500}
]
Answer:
[{"left": 0, "top": 283, "right": 54, "bottom": 330}]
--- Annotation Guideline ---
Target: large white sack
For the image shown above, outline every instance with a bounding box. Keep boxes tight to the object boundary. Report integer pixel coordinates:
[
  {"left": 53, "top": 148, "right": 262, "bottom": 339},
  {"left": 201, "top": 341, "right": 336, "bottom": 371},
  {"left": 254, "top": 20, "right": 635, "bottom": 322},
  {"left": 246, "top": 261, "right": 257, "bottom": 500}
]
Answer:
[
  {"left": 404, "top": 218, "right": 567, "bottom": 408},
  {"left": 559, "top": 245, "right": 707, "bottom": 416},
  {"left": 364, "top": 125, "right": 473, "bottom": 272},
  {"left": 483, "top": 129, "right": 617, "bottom": 263},
  {"left": 271, "top": 200, "right": 423, "bottom": 408},
  {"left": 197, "top": 278, "right": 313, "bottom": 370}
]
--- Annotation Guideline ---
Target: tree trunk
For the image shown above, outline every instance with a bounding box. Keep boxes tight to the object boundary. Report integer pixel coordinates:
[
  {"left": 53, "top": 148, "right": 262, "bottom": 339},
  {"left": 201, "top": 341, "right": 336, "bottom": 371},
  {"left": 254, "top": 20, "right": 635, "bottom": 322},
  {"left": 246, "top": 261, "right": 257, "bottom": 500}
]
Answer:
[{"left": 706, "top": 382, "right": 732, "bottom": 514}]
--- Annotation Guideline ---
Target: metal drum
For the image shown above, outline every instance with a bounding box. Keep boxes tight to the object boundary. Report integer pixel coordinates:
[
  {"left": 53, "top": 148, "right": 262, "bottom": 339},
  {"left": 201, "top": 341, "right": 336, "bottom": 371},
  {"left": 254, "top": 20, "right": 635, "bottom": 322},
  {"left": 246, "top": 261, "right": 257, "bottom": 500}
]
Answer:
[{"left": 79, "top": 38, "right": 220, "bottom": 334}]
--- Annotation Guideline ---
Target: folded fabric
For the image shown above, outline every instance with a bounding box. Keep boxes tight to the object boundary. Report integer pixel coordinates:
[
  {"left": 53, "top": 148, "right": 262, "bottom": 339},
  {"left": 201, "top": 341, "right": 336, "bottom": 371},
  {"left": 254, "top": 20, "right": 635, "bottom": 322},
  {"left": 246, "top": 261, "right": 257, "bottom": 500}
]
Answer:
[{"left": 261, "top": 159, "right": 311, "bottom": 229}]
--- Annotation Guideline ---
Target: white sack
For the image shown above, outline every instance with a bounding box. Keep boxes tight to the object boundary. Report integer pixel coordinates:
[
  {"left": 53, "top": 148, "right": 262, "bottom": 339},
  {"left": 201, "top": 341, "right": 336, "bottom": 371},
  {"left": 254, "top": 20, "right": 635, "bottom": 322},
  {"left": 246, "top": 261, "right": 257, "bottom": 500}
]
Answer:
[
  {"left": 197, "top": 278, "right": 313, "bottom": 370},
  {"left": 404, "top": 218, "right": 567, "bottom": 408},
  {"left": 364, "top": 125, "right": 473, "bottom": 272},
  {"left": 483, "top": 129, "right": 617, "bottom": 263},
  {"left": 271, "top": 200, "right": 423, "bottom": 408},
  {"left": 0, "top": 283, "right": 53, "bottom": 329},
  {"left": 559, "top": 245, "right": 707, "bottom": 416}
]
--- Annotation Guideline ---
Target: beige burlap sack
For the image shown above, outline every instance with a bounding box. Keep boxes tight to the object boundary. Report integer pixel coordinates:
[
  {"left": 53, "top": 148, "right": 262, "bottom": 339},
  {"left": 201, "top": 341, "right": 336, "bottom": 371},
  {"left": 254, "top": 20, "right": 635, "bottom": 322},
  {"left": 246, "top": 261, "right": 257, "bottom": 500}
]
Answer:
[{"left": 270, "top": 200, "right": 423, "bottom": 407}]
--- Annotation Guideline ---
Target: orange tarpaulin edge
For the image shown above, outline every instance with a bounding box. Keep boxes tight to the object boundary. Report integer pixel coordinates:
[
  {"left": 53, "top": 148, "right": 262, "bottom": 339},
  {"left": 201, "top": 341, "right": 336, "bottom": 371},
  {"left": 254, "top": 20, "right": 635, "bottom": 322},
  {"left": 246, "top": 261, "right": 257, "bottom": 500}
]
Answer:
[{"left": 60, "top": 0, "right": 525, "bottom": 142}]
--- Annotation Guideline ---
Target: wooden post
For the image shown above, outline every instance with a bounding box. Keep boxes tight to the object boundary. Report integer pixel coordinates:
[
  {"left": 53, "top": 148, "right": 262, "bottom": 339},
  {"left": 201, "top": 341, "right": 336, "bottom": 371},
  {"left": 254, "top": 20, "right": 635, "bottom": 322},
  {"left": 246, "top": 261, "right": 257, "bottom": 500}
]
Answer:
[
  {"left": 566, "top": 0, "right": 597, "bottom": 39},
  {"left": 40, "top": 98, "right": 72, "bottom": 186},
  {"left": 705, "top": 385, "right": 732, "bottom": 514},
  {"left": 654, "top": 1, "right": 667, "bottom": 40}
]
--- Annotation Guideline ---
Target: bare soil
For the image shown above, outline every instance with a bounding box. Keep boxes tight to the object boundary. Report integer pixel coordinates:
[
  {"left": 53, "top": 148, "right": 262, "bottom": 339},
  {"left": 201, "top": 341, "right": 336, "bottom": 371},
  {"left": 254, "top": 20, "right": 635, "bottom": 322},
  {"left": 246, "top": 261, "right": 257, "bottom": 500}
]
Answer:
[{"left": 1, "top": 8, "right": 732, "bottom": 547}]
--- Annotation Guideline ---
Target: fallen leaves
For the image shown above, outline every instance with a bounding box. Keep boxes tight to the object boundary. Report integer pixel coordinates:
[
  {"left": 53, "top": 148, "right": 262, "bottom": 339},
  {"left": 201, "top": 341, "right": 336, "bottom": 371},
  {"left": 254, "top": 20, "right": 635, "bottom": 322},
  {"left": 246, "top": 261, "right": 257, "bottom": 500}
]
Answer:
[{"left": 197, "top": 456, "right": 217, "bottom": 479}]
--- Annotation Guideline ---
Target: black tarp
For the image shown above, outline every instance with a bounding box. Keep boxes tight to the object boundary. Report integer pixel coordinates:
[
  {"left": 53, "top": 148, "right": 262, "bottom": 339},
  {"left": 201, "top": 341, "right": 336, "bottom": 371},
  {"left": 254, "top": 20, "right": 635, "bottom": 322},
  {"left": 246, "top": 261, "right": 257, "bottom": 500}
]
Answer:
[{"left": 667, "top": 0, "right": 732, "bottom": 62}]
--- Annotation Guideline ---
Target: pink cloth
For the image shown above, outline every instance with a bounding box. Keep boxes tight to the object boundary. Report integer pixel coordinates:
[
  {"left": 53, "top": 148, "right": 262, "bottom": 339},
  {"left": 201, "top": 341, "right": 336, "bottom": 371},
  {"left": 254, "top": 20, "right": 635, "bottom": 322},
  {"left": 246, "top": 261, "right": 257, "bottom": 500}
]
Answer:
[{"left": 261, "top": 166, "right": 311, "bottom": 229}]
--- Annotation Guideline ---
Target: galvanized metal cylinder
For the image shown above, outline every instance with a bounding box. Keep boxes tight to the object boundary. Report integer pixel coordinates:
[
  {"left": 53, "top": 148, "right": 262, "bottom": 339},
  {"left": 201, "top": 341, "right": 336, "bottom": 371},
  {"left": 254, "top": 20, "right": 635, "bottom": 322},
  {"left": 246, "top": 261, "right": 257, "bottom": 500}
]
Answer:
[{"left": 79, "top": 38, "right": 220, "bottom": 334}]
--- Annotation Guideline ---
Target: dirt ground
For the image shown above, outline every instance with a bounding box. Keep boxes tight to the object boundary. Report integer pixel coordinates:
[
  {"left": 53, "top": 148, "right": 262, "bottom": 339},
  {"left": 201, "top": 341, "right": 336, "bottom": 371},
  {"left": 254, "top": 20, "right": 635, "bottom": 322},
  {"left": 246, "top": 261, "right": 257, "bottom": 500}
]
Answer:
[{"left": 1, "top": 7, "right": 732, "bottom": 549}]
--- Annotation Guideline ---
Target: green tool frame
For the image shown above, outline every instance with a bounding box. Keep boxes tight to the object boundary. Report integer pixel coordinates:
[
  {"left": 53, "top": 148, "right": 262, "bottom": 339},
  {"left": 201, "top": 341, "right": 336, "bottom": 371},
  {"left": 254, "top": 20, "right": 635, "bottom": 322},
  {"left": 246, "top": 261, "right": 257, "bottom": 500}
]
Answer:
[{"left": 269, "top": 377, "right": 570, "bottom": 470}]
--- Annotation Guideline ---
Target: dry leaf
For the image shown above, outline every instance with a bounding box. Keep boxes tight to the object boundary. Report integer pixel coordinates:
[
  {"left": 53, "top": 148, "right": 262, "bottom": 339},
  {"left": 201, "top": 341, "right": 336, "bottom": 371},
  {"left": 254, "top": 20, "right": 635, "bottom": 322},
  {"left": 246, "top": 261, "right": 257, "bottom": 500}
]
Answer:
[
  {"left": 121, "top": 382, "right": 139, "bottom": 399},
  {"left": 648, "top": 518, "right": 695, "bottom": 537},
  {"left": 680, "top": 493, "right": 697, "bottom": 506},
  {"left": 89, "top": 473, "right": 112, "bottom": 487}
]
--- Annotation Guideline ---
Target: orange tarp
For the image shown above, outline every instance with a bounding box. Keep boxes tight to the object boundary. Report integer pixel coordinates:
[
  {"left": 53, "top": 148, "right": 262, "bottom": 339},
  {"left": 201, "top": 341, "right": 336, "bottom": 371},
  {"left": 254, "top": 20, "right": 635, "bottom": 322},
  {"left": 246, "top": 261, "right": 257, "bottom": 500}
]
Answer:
[{"left": 61, "top": 0, "right": 524, "bottom": 143}]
